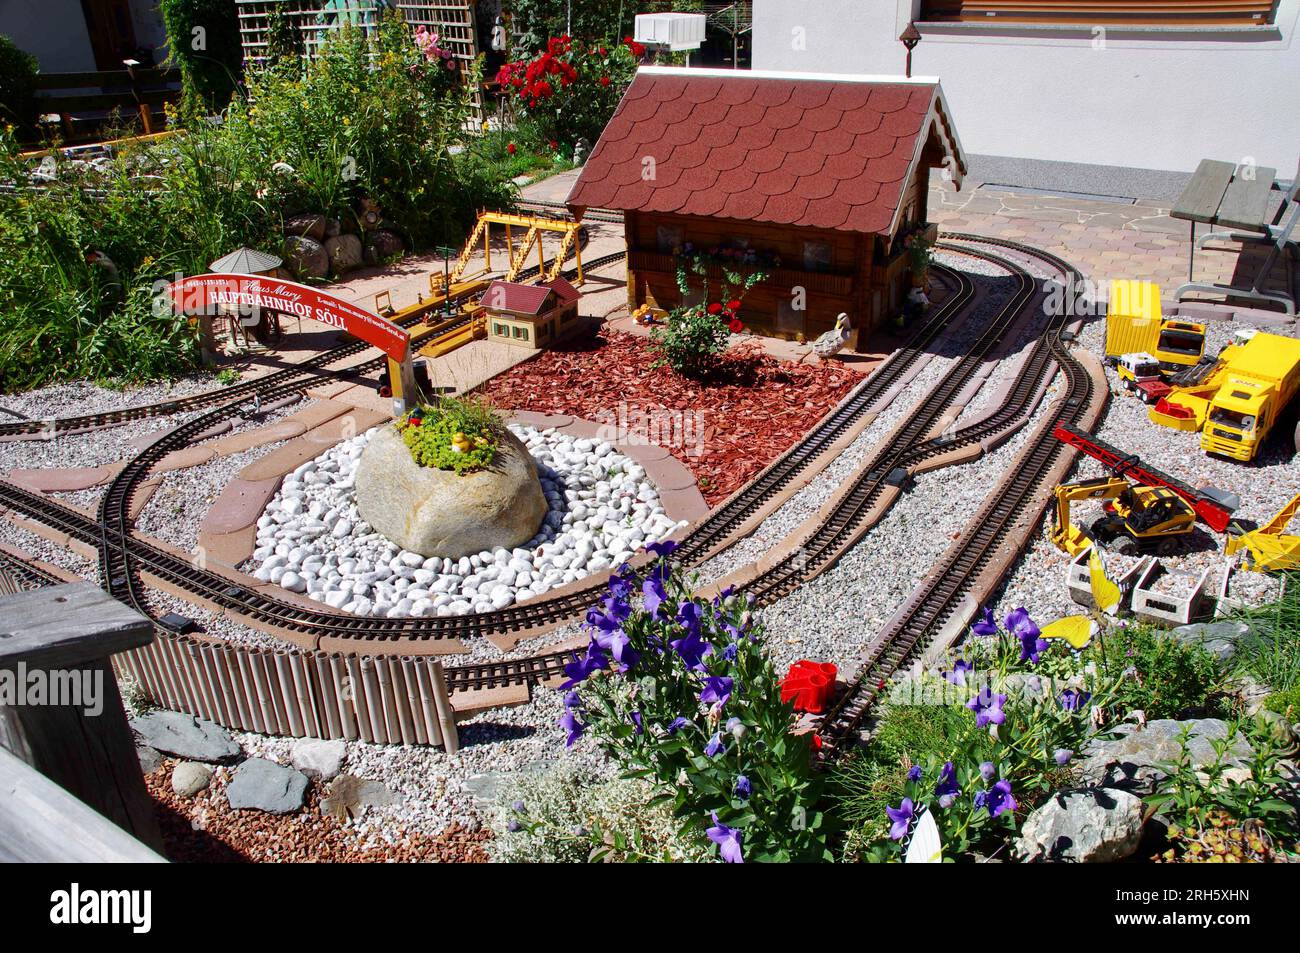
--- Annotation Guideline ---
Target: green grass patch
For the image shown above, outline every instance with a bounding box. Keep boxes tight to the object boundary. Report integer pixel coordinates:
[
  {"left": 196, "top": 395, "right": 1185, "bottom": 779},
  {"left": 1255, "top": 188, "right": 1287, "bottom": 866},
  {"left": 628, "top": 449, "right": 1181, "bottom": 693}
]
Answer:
[{"left": 398, "top": 396, "right": 503, "bottom": 474}]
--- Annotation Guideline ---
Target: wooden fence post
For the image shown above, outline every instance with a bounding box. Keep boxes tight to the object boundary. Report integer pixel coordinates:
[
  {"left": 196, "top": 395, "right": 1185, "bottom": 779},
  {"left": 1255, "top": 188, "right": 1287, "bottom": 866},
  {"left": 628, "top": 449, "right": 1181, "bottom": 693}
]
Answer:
[{"left": 0, "top": 582, "right": 163, "bottom": 852}]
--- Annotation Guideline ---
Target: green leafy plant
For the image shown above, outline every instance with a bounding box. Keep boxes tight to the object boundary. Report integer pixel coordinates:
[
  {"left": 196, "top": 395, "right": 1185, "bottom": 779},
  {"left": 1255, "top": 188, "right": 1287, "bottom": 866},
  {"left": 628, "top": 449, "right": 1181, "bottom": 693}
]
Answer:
[
  {"left": 649, "top": 245, "right": 769, "bottom": 379},
  {"left": 159, "top": 0, "right": 243, "bottom": 116},
  {"left": 1145, "top": 718, "right": 1298, "bottom": 856},
  {"left": 1232, "top": 572, "right": 1300, "bottom": 694},
  {"left": 489, "top": 764, "right": 710, "bottom": 863},
  {"left": 552, "top": 546, "right": 831, "bottom": 862},
  {"left": 0, "top": 34, "right": 38, "bottom": 138},
  {"left": 397, "top": 396, "right": 502, "bottom": 474},
  {"left": 1101, "top": 622, "right": 1231, "bottom": 719}
]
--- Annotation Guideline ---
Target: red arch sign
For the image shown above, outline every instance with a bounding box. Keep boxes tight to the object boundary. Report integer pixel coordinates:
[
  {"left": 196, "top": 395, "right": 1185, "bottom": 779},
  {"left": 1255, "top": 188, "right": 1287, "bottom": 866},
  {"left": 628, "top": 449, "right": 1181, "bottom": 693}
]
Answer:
[{"left": 169, "top": 273, "right": 410, "bottom": 362}]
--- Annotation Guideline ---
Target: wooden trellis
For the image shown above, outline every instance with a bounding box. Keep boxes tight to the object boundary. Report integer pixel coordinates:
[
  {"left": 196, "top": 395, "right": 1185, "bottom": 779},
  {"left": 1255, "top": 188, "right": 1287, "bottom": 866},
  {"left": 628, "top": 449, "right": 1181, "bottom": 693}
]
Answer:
[{"left": 235, "top": 1, "right": 479, "bottom": 72}]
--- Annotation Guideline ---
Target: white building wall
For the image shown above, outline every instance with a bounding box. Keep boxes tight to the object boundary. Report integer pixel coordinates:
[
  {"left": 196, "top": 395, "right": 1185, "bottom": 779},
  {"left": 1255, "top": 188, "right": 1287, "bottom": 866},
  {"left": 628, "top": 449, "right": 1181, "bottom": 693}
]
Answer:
[
  {"left": 753, "top": 0, "right": 1300, "bottom": 175},
  {"left": 1, "top": 0, "right": 98, "bottom": 72}
]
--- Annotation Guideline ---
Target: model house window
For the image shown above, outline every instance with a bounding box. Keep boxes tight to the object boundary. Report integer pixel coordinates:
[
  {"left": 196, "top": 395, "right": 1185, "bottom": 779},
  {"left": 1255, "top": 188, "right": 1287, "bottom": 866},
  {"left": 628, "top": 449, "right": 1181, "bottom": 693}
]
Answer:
[
  {"left": 802, "top": 241, "right": 833, "bottom": 272},
  {"left": 512, "top": 325, "right": 529, "bottom": 341},
  {"left": 656, "top": 225, "right": 683, "bottom": 254},
  {"left": 493, "top": 322, "right": 506, "bottom": 336},
  {"left": 919, "top": 2, "right": 1276, "bottom": 25}
]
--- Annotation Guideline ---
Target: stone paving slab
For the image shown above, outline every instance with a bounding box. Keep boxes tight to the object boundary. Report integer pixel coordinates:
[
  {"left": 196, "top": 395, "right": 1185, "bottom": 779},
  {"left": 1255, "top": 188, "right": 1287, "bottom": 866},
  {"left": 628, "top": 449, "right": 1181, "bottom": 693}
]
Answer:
[
  {"left": 200, "top": 476, "right": 283, "bottom": 536},
  {"left": 4, "top": 463, "right": 122, "bottom": 492},
  {"left": 206, "top": 420, "right": 307, "bottom": 456},
  {"left": 156, "top": 445, "right": 218, "bottom": 473},
  {"left": 198, "top": 524, "right": 258, "bottom": 570},
  {"left": 239, "top": 407, "right": 388, "bottom": 482}
]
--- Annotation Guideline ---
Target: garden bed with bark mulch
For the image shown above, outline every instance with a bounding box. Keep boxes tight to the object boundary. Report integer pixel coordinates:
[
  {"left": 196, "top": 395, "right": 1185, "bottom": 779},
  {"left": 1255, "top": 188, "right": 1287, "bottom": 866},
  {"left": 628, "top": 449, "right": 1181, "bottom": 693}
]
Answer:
[
  {"left": 478, "top": 330, "right": 864, "bottom": 506},
  {"left": 145, "top": 764, "right": 490, "bottom": 863}
]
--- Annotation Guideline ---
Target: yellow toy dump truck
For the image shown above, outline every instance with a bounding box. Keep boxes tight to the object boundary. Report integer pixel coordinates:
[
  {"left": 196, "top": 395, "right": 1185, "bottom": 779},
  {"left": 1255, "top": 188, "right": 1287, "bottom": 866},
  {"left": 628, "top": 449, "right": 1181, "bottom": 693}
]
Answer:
[
  {"left": 1105, "top": 280, "right": 1205, "bottom": 371},
  {"left": 1198, "top": 330, "right": 1300, "bottom": 461}
]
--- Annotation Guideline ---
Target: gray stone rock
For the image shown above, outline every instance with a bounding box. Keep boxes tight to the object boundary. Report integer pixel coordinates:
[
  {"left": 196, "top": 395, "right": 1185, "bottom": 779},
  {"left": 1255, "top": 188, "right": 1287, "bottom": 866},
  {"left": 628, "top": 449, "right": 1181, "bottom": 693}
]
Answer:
[
  {"left": 137, "top": 743, "right": 164, "bottom": 775},
  {"left": 1081, "top": 718, "right": 1254, "bottom": 794},
  {"left": 363, "top": 229, "right": 404, "bottom": 264},
  {"left": 354, "top": 423, "right": 547, "bottom": 559},
  {"left": 319, "top": 774, "right": 399, "bottom": 820},
  {"left": 131, "top": 711, "right": 241, "bottom": 763},
  {"left": 1016, "top": 788, "right": 1146, "bottom": 863},
  {"left": 1166, "top": 620, "right": 1251, "bottom": 661},
  {"left": 283, "top": 212, "right": 326, "bottom": 241},
  {"left": 283, "top": 235, "right": 329, "bottom": 280},
  {"left": 291, "top": 738, "right": 346, "bottom": 781},
  {"left": 226, "top": 758, "right": 309, "bottom": 814},
  {"left": 325, "top": 233, "right": 363, "bottom": 275},
  {"left": 171, "top": 761, "right": 213, "bottom": 797}
]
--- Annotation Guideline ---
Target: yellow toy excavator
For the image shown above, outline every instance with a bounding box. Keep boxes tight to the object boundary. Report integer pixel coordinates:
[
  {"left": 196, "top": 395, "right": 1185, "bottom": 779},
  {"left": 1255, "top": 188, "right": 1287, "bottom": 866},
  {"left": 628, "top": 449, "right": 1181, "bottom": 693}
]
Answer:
[
  {"left": 1051, "top": 477, "right": 1196, "bottom": 557},
  {"left": 1049, "top": 424, "right": 1238, "bottom": 558}
]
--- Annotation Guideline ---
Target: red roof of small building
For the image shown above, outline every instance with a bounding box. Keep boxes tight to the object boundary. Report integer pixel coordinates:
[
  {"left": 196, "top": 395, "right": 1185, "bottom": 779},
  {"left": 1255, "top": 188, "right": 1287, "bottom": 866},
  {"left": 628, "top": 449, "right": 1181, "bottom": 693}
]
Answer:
[
  {"left": 543, "top": 276, "right": 581, "bottom": 304},
  {"left": 567, "top": 67, "right": 965, "bottom": 236},
  {"left": 480, "top": 278, "right": 582, "bottom": 316},
  {"left": 480, "top": 280, "right": 553, "bottom": 315}
]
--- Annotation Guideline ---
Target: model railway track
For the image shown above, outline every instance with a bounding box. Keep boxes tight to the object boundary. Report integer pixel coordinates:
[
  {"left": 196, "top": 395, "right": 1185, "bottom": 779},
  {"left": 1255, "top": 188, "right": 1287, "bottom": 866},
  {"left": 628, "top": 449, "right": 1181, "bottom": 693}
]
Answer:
[
  {"left": 0, "top": 235, "right": 1090, "bottom": 732},
  {"left": 813, "top": 235, "right": 1096, "bottom": 758},
  {"left": 737, "top": 240, "right": 1066, "bottom": 605},
  {"left": 88, "top": 262, "right": 971, "bottom": 642},
  {"left": 0, "top": 228, "right": 603, "bottom": 440},
  {"left": 0, "top": 549, "right": 64, "bottom": 593}
]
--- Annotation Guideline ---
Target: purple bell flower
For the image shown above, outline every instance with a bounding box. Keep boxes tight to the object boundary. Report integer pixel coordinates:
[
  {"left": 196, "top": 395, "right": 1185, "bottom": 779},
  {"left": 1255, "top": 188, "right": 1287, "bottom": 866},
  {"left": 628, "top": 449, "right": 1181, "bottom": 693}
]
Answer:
[
  {"left": 699, "top": 675, "right": 734, "bottom": 709},
  {"left": 705, "top": 731, "right": 725, "bottom": 758},
  {"left": 886, "top": 797, "right": 915, "bottom": 841},
  {"left": 907, "top": 765, "right": 923, "bottom": 782},
  {"left": 735, "top": 775, "right": 751, "bottom": 799},
  {"left": 646, "top": 539, "right": 678, "bottom": 558},
  {"left": 706, "top": 812, "right": 743, "bottom": 863},
  {"left": 971, "top": 607, "right": 999, "bottom": 637},
  {"left": 559, "top": 709, "right": 585, "bottom": 747},
  {"left": 666, "top": 716, "right": 689, "bottom": 734},
  {"left": 935, "top": 761, "right": 960, "bottom": 798},
  {"left": 967, "top": 691, "right": 1007, "bottom": 729},
  {"left": 1054, "top": 748, "right": 1074, "bottom": 765},
  {"left": 1059, "top": 688, "right": 1092, "bottom": 711}
]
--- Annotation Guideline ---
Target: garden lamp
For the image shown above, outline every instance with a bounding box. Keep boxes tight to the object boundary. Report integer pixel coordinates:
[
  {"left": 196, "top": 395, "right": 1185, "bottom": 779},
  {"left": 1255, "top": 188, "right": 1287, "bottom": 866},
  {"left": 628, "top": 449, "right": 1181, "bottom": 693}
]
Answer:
[{"left": 435, "top": 245, "right": 457, "bottom": 316}]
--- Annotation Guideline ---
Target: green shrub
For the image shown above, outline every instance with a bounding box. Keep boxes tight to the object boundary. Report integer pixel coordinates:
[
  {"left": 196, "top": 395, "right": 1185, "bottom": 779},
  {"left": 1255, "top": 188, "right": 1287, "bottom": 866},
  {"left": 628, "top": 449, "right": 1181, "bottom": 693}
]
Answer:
[
  {"left": 488, "top": 764, "right": 710, "bottom": 863},
  {"left": 1102, "top": 623, "right": 1230, "bottom": 719},
  {"left": 0, "top": 34, "right": 38, "bottom": 137},
  {"left": 398, "top": 397, "right": 502, "bottom": 473},
  {"left": 1233, "top": 572, "right": 1300, "bottom": 694},
  {"left": 1265, "top": 683, "right": 1300, "bottom": 720},
  {"left": 649, "top": 249, "right": 768, "bottom": 379},
  {"left": 1146, "top": 717, "right": 1299, "bottom": 854},
  {"left": 159, "top": 0, "right": 242, "bottom": 116}
]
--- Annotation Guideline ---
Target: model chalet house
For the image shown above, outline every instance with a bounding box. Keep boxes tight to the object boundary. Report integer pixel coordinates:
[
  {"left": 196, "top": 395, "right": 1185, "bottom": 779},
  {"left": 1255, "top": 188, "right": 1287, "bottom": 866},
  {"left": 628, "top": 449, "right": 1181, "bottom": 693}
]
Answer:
[{"left": 566, "top": 66, "right": 966, "bottom": 343}]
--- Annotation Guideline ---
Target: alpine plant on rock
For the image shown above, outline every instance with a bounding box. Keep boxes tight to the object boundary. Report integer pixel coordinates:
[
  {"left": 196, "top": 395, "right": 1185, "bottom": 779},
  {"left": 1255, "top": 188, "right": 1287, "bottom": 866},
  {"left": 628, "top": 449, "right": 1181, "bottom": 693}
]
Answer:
[{"left": 554, "top": 543, "right": 831, "bottom": 862}]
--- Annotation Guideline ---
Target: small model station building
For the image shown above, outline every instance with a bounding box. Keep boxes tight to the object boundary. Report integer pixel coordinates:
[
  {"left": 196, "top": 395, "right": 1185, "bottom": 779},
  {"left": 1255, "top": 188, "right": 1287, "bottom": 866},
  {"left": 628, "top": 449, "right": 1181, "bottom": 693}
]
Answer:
[
  {"left": 566, "top": 66, "right": 967, "bottom": 343},
  {"left": 480, "top": 277, "right": 583, "bottom": 350}
]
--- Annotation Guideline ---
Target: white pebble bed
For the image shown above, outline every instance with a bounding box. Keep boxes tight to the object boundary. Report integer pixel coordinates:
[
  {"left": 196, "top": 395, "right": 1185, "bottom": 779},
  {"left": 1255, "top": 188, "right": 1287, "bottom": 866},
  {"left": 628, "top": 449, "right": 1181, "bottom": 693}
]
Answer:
[{"left": 248, "top": 424, "right": 685, "bottom": 617}]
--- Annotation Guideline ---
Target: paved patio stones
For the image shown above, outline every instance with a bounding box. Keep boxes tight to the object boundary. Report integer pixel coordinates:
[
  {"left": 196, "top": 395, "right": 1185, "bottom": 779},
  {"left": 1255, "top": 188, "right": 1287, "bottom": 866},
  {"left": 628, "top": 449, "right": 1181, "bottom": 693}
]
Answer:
[
  {"left": 201, "top": 477, "right": 283, "bottom": 536},
  {"left": 4, "top": 463, "right": 122, "bottom": 492}
]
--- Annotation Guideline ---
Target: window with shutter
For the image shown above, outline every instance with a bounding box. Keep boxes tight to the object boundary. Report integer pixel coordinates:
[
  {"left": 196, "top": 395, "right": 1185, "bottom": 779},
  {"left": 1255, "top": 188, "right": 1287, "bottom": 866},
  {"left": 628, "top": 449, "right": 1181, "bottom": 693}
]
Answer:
[{"left": 918, "top": 2, "right": 1278, "bottom": 25}]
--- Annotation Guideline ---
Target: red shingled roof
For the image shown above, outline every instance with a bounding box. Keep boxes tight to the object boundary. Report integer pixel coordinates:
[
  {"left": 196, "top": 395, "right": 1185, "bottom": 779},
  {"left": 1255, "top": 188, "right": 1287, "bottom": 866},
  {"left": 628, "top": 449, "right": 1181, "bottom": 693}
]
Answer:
[
  {"left": 480, "top": 280, "right": 553, "bottom": 315},
  {"left": 567, "top": 68, "right": 964, "bottom": 236}
]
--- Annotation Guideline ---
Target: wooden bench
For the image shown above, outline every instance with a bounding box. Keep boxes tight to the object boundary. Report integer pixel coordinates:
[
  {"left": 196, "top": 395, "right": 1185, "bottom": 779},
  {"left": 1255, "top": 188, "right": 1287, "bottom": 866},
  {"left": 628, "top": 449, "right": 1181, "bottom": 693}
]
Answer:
[
  {"left": 1172, "top": 157, "right": 1298, "bottom": 315},
  {"left": 33, "top": 64, "right": 181, "bottom": 145}
]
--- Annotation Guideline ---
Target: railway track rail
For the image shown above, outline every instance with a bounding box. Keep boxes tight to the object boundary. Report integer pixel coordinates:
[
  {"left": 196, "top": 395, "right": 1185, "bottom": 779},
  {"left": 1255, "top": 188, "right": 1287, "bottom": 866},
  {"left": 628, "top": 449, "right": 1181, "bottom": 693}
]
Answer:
[
  {"left": 0, "top": 232, "right": 1100, "bottom": 746},
  {"left": 812, "top": 235, "right": 1101, "bottom": 758}
]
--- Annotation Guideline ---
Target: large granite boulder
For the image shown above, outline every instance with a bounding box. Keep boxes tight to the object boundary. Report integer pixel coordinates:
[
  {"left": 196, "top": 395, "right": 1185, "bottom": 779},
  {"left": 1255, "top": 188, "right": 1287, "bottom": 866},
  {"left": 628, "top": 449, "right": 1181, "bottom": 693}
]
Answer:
[
  {"left": 1016, "top": 788, "right": 1145, "bottom": 863},
  {"left": 354, "top": 423, "right": 547, "bottom": 559},
  {"left": 325, "top": 233, "right": 363, "bottom": 275},
  {"left": 283, "top": 235, "right": 329, "bottom": 280}
]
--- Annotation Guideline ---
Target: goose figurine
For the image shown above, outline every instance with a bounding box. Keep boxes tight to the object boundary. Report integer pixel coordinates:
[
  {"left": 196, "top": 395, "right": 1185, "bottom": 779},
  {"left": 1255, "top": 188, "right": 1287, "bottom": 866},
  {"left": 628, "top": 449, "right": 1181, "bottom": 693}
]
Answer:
[
  {"left": 450, "top": 431, "right": 473, "bottom": 454},
  {"left": 812, "top": 313, "right": 851, "bottom": 358}
]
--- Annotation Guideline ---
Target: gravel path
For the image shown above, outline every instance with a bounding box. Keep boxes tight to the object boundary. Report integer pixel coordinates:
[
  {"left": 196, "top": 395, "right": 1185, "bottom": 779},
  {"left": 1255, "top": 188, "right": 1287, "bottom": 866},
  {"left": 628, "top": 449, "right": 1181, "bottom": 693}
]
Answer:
[{"left": 755, "top": 374, "right": 1065, "bottom": 671}]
